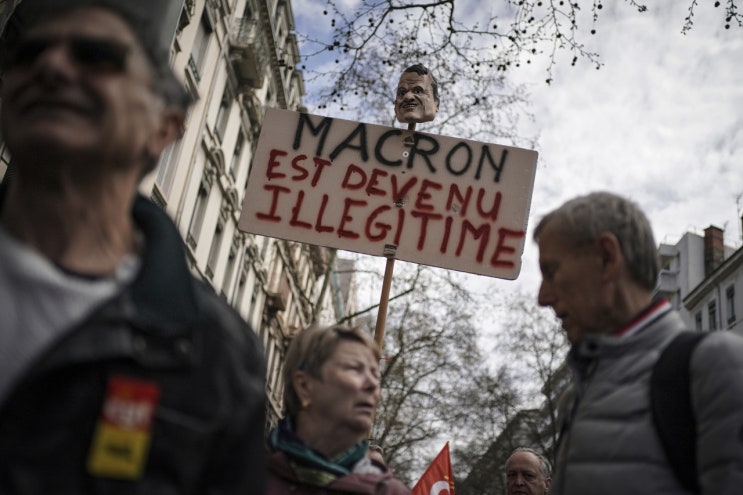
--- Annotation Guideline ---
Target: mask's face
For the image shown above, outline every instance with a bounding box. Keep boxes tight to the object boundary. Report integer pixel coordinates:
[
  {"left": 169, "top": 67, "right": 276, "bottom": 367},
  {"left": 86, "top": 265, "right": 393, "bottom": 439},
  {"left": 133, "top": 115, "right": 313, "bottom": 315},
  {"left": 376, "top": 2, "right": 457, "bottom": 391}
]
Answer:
[{"left": 394, "top": 71, "right": 439, "bottom": 124}]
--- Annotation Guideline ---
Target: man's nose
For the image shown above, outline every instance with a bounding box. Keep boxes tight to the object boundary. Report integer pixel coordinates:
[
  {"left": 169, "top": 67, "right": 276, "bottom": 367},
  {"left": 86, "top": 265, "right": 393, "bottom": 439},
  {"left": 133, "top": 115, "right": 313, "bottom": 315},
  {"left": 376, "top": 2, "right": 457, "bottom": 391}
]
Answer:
[
  {"left": 537, "top": 281, "right": 552, "bottom": 307},
  {"left": 34, "top": 44, "right": 79, "bottom": 84}
]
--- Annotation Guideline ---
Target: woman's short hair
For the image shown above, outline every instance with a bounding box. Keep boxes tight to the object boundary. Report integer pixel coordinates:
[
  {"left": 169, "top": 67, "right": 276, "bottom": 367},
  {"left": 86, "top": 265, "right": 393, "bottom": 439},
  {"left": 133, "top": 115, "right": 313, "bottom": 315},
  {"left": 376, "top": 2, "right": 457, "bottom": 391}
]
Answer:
[{"left": 282, "top": 324, "right": 380, "bottom": 417}]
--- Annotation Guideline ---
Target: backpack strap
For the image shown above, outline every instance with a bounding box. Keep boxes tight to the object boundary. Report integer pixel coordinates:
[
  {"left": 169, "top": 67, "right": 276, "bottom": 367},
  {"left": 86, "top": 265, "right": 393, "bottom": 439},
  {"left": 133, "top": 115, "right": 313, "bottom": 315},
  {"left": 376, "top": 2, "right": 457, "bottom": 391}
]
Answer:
[{"left": 650, "top": 331, "right": 708, "bottom": 493}]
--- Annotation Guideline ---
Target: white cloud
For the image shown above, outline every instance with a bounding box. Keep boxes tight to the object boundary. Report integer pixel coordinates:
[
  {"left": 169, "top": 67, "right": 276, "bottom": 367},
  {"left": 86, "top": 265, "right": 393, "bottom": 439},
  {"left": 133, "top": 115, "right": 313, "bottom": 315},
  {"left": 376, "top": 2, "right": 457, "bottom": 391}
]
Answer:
[
  {"left": 293, "top": 0, "right": 743, "bottom": 296},
  {"left": 503, "top": 1, "right": 743, "bottom": 292}
]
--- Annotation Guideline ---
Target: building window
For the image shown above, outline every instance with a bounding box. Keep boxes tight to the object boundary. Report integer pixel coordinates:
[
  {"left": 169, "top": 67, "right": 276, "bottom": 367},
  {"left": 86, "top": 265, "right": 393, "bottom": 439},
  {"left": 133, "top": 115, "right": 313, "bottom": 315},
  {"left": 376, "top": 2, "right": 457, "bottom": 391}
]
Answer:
[
  {"left": 214, "top": 83, "right": 233, "bottom": 142},
  {"left": 234, "top": 264, "right": 248, "bottom": 307},
  {"left": 708, "top": 301, "right": 718, "bottom": 331},
  {"left": 188, "top": 13, "right": 212, "bottom": 83},
  {"left": 206, "top": 215, "right": 226, "bottom": 279},
  {"left": 695, "top": 311, "right": 703, "bottom": 331},
  {"left": 221, "top": 240, "right": 239, "bottom": 299},
  {"left": 155, "top": 137, "right": 184, "bottom": 198},
  {"left": 727, "top": 285, "right": 736, "bottom": 325},
  {"left": 230, "top": 129, "right": 245, "bottom": 179},
  {"left": 248, "top": 283, "right": 260, "bottom": 326},
  {"left": 177, "top": 0, "right": 197, "bottom": 32},
  {"left": 187, "top": 178, "right": 211, "bottom": 248}
]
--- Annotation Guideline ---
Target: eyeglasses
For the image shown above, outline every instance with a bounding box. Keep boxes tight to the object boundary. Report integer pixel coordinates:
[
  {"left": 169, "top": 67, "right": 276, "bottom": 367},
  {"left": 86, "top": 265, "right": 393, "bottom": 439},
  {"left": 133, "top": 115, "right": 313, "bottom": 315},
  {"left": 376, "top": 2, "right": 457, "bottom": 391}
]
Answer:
[{"left": 3, "top": 36, "right": 130, "bottom": 73}]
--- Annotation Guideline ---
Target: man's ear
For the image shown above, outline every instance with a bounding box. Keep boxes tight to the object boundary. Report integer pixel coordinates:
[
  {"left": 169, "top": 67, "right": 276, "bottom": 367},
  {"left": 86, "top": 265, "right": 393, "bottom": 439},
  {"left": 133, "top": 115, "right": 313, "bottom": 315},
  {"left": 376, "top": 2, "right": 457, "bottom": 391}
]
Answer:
[
  {"left": 596, "top": 232, "right": 623, "bottom": 281},
  {"left": 146, "top": 107, "right": 185, "bottom": 160}
]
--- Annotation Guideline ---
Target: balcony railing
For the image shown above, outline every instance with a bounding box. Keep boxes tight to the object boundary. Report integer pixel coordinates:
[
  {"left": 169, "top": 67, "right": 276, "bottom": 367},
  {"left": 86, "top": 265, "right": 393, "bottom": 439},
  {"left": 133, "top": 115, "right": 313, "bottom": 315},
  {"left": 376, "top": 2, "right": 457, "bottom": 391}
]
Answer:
[{"left": 228, "top": 17, "right": 268, "bottom": 90}]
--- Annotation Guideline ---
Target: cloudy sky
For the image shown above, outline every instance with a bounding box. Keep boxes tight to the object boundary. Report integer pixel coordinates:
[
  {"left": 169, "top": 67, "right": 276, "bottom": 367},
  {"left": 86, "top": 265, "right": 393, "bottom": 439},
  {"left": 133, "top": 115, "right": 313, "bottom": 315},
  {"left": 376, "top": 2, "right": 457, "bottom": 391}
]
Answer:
[{"left": 293, "top": 0, "right": 743, "bottom": 295}]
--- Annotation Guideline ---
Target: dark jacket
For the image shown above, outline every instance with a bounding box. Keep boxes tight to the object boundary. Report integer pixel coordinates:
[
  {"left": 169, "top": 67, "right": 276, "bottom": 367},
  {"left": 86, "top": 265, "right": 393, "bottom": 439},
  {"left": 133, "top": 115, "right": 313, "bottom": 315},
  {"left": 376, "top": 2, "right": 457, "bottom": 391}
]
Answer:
[
  {"left": 0, "top": 194, "right": 267, "bottom": 495},
  {"left": 267, "top": 451, "right": 411, "bottom": 495}
]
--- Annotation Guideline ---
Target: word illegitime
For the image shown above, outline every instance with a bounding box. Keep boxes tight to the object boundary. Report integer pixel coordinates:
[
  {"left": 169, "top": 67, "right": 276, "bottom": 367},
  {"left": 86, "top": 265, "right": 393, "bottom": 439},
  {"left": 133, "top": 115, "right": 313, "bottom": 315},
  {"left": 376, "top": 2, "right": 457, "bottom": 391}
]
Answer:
[{"left": 254, "top": 149, "right": 524, "bottom": 270}]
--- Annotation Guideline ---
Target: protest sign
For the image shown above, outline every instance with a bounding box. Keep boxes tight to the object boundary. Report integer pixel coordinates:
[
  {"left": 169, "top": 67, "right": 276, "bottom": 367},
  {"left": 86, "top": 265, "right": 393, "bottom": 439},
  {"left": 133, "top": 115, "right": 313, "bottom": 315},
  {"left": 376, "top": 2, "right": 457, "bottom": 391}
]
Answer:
[{"left": 238, "top": 108, "right": 538, "bottom": 279}]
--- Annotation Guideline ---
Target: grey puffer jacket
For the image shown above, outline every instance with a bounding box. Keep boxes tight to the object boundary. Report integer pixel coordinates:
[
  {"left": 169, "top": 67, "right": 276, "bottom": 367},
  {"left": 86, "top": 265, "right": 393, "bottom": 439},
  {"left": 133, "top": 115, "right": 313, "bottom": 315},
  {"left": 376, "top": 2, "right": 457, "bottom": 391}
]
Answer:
[{"left": 552, "top": 309, "right": 743, "bottom": 495}]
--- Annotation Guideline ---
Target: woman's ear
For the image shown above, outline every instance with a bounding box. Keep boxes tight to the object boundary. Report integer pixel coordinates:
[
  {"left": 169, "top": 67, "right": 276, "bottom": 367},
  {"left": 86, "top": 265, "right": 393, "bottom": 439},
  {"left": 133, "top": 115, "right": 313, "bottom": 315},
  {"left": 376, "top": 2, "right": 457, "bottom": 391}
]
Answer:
[{"left": 293, "top": 370, "right": 313, "bottom": 406}]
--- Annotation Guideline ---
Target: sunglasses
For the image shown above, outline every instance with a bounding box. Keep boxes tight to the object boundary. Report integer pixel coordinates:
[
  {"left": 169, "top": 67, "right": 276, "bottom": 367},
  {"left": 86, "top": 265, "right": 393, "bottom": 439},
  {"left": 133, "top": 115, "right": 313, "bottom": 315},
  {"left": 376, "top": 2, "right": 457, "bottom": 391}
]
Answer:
[{"left": 3, "top": 36, "right": 130, "bottom": 73}]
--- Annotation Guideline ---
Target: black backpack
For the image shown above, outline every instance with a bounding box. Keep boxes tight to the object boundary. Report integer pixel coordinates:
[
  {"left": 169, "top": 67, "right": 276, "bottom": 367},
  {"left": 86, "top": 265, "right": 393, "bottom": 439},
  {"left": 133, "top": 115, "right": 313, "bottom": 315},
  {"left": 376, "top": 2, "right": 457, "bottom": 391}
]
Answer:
[{"left": 650, "top": 331, "right": 709, "bottom": 493}]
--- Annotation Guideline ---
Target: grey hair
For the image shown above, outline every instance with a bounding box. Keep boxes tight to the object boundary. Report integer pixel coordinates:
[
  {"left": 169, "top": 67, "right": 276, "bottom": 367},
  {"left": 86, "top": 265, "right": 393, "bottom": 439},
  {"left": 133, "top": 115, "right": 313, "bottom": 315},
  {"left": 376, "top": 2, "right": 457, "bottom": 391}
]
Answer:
[
  {"left": 533, "top": 191, "right": 659, "bottom": 291},
  {"left": 506, "top": 447, "right": 552, "bottom": 479}
]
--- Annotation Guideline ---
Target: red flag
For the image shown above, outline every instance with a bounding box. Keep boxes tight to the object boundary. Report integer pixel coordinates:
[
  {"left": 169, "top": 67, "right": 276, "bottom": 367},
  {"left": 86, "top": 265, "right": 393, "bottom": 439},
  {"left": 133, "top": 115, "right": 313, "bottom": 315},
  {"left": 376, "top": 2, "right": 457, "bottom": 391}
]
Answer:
[{"left": 412, "top": 442, "right": 455, "bottom": 495}]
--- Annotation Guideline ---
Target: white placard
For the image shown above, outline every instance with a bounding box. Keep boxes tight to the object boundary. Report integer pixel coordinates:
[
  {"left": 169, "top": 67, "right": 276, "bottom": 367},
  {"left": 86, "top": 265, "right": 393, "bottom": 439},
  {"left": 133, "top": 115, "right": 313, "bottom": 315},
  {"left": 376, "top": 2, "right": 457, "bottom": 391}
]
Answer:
[{"left": 238, "top": 109, "right": 538, "bottom": 279}]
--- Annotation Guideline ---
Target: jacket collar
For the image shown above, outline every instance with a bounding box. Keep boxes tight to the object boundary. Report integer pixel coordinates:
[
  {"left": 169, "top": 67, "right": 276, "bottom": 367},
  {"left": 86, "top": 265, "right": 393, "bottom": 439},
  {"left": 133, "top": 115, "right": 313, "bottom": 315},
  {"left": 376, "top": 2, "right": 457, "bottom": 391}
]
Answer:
[
  {"left": 0, "top": 181, "right": 200, "bottom": 332},
  {"left": 129, "top": 194, "right": 200, "bottom": 330}
]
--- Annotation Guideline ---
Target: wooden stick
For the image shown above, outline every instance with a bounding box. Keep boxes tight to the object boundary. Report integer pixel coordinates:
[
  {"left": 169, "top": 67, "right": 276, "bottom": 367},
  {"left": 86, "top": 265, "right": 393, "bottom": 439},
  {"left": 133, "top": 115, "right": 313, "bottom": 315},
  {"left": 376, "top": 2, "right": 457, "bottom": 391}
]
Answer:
[
  {"left": 373, "top": 251, "right": 396, "bottom": 352},
  {"left": 372, "top": 122, "right": 416, "bottom": 353}
]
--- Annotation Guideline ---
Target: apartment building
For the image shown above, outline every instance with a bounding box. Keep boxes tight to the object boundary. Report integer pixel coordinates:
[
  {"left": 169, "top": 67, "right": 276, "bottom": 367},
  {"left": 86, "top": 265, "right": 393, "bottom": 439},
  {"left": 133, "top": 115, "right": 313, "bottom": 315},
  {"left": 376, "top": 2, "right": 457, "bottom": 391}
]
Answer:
[
  {"left": 0, "top": 0, "right": 358, "bottom": 428},
  {"left": 657, "top": 224, "right": 739, "bottom": 332},
  {"left": 683, "top": 226, "right": 743, "bottom": 335}
]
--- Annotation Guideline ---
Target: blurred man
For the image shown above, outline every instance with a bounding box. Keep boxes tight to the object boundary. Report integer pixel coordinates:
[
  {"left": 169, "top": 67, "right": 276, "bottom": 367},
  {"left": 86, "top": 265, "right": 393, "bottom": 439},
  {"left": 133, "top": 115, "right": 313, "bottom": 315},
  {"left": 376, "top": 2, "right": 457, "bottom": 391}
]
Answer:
[
  {"left": 394, "top": 63, "right": 439, "bottom": 124},
  {"left": 0, "top": 1, "right": 266, "bottom": 492},
  {"left": 505, "top": 448, "right": 551, "bottom": 495},
  {"left": 534, "top": 191, "right": 743, "bottom": 495}
]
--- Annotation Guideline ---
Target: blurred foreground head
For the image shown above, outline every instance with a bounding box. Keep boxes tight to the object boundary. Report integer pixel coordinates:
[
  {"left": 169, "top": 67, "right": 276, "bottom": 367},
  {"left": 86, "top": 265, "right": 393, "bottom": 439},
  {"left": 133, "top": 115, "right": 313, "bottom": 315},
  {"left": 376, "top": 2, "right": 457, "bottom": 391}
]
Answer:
[
  {"left": 533, "top": 192, "right": 659, "bottom": 344},
  {"left": 2, "top": 0, "right": 191, "bottom": 112},
  {"left": 1, "top": 0, "right": 191, "bottom": 176}
]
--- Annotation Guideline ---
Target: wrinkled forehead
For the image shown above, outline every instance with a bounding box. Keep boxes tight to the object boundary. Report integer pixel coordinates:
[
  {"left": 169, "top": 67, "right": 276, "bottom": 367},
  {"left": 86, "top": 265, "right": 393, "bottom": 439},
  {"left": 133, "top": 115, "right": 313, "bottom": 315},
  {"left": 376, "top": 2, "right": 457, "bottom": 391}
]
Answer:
[{"left": 506, "top": 451, "right": 540, "bottom": 471}]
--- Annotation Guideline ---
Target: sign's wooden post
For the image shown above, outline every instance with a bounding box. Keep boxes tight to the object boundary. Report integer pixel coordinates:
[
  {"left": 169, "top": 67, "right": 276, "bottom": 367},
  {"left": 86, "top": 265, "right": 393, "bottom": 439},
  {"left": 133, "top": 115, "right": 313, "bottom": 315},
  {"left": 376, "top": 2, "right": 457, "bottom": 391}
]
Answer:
[
  {"left": 373, "top": 244, "right": 396, "bottom": 351},
  {"left": 372, "top": 121, "right": 415, "bottom": 352}
]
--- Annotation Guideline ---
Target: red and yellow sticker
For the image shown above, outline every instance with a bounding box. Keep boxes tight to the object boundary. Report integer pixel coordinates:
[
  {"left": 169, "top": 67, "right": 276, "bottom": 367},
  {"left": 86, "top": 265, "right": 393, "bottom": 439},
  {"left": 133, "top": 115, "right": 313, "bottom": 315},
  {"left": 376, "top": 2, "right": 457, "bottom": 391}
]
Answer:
[{"left": 87, "top": 375, "right": 160, "bottom": 479}]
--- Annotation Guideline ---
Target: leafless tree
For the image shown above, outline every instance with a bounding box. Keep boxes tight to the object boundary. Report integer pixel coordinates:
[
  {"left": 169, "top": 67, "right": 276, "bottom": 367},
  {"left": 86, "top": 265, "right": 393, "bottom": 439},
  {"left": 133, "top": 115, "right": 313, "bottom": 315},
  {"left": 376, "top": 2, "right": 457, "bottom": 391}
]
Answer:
[
  {"left": 494, "top": 291, "right": 568, "bottom": 460},
  {"left": 297, "top": 0, "right": 739, "bottom": 144},
  {"left": 341, "top": 257, "right": 520, "bottom": 484}
]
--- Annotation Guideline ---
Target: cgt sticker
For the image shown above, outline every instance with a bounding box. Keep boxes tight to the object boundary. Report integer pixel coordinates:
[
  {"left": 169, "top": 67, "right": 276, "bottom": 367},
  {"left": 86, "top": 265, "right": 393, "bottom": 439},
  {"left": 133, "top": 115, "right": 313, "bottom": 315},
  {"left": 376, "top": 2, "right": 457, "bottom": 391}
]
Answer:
[{"left": 87, "top": 375, "right": 160, "bottom": 479}]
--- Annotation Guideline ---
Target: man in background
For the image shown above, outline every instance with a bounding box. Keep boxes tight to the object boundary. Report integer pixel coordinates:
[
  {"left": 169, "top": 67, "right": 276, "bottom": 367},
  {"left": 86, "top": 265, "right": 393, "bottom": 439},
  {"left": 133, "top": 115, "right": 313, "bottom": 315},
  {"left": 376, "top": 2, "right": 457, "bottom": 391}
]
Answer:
[
  {"left": 0, "top": 1, "right": 266, "bottom": 492},
  {"left": 504, "top": 447, "right": 551, "bottom": 495},
  {"left": 534, "top": 191, "right": 743, "bottom": 495}
]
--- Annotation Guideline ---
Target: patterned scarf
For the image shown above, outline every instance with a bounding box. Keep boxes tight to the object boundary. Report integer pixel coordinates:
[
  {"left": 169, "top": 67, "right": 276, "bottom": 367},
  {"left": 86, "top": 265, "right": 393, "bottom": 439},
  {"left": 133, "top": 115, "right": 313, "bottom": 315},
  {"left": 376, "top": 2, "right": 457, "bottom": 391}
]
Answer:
[{"left": 269, "top": 417, "right": 368, "bottom": 487}]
